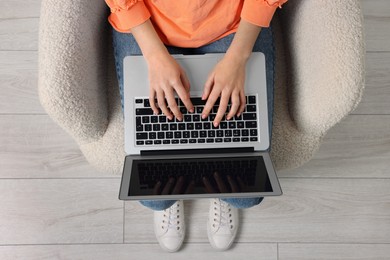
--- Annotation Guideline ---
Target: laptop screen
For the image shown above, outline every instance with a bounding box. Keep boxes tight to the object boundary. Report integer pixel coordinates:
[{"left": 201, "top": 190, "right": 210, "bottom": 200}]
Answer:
[{"left": 128, "top": 156, "right": 273, "bottom": 196}]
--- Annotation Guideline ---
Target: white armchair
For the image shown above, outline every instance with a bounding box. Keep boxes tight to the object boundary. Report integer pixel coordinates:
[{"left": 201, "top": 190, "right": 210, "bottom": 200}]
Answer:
[{"left": 38, "top": 0, "right": 365, "bottom": 174}]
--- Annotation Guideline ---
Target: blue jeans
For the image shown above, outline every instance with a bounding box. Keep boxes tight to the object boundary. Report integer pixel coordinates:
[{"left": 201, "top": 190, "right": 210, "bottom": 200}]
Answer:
[{"left": 112, "top": 28, "right": 275, "bottom": 211}]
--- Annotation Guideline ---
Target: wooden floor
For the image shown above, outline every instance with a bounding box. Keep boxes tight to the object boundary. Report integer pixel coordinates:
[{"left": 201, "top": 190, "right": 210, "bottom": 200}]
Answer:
[{"left": 1, "top": 0, "right": 389, "bottom": 259}]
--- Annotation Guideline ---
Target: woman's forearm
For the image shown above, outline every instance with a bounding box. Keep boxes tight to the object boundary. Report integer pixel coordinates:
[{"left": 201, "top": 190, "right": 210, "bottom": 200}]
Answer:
[
  {"left": 226, "top": 20, "right": 262, "bottom": 62},
  {"left": 130, "top": 19, "right": 169, "bottom": 62}
]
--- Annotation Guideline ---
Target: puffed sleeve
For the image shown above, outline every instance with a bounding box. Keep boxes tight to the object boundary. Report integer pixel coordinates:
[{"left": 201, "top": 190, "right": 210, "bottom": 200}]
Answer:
[
  {"left": 241, "top": 0, "right": 288, "bottom": 27},
  {"left": 105, "top": 0, "right": 151, "bottom": 32}
]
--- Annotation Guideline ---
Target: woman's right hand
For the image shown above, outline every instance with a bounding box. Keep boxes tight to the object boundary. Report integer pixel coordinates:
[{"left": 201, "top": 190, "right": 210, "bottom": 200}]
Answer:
[{"left": 146, "top": 52, "right": 194, "bottom": 121}]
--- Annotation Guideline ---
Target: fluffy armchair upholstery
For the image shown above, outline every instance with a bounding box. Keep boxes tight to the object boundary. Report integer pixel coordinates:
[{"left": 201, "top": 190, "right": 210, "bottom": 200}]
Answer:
[{"left": 38, "top": 0, "right": 365, "bottom": 174}]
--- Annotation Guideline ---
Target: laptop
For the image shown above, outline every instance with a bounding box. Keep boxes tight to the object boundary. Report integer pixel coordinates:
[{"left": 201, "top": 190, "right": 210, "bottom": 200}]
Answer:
[{"left": 119, "top": 53, "right": 282, "bottom": 200}]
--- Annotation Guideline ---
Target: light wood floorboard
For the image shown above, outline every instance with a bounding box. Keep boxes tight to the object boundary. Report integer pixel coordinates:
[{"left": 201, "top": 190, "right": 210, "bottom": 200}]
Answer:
[
  {"left": 0, "top": 18, "right": 38, "bottom": 51},
  {"left": 279, "top": 115, "right": 390, "bottom": 178},
  {"left": 0, "top": 179, "right": 123, "bottom": 245},
  {"left": 279, "top": 243, "right": 390, "bottom": 260},
  {"left": 0, "top": 115, "right": 111, "bottom": 178},
  {"left": 0, "top": 0, "right": 41, "bottom": 19},
  {"left": 0, "top": 243, "right": 277, "bottom": 260}
]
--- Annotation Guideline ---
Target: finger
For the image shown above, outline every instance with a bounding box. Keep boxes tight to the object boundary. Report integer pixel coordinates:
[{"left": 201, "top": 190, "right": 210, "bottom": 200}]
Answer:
[
  {"left": 202, "top": 88, "right": 220, "bottom": 119},
  {"left": 227, "top": 91, "right": 240, "bottom": 120},
  {"left": 202, "top": 72, "right": 215, "bottom": 100},
  {"left": 172, "top": 176, "right": 185, "bottom": 194},
  {"left": 149, "top": 89, "right": 159, "bottom": 115},
  {"left": 165, "top": 88, "right": 182, "bottom": 121},
  {"left": 185, "top": 180, "right": 195, "bottom": 194},
  {"left": 173, "top": 82, "right": 194, "bottom": 113},
  {"left": 214, "top": 171, "right": 229, "bottom": 193},
  {"left": 202, "top": 177, "right": 217, "bottom": 193},
  {"left": 180, "top": 69, "right": 191, "bottom": 92},
  {"left": 227, "top": 175, "right": 240, "bottom": 193},
  {"left": 213, "top": 92, "right": 230, "bottom": 127},
  {"left": 161, "top": 177, "right": 175, "bottom": 195},
  {"left": 237, "top": 90, "right": 246, "bottom": 116},
  {"left": 156, "top": 89, "right": 173, "bottom": 120},
  {"left": 153, "top": 181, "right": 162, "bottom": 195}
]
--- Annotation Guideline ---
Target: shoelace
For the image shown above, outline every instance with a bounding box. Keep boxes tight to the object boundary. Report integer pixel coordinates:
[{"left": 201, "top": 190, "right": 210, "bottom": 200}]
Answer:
[
  {"left": 161, "top": 202, "right": 181, "bottom": 231},
  {"left": 212, "top": 199, "right": 233, "bottom": 230}
]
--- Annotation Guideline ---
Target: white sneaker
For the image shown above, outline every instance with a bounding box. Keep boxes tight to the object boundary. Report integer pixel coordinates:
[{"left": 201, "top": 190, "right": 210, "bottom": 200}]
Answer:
[
  {"left": 207, "top": 199, "right": 238, "bottom": 251},
  {"left": 154, "top": 200, "right": 185, "bottom": 252}
]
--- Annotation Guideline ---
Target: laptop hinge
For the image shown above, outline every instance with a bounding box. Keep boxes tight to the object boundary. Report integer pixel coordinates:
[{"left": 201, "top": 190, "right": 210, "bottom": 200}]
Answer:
[{"left": 140, "top": 147, "right": 254, "bottom": 156}]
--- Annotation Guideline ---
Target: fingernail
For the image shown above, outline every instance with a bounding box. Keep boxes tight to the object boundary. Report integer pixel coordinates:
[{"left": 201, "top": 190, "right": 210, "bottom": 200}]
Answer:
[
  {"left": 190, "top": 108, "right": 194, "bottom": 113},
  {"left": 214, "top": 122, "right": 219, "bottom": 127},
  {"left": 202, "top": 114, "right": 206, "bottom": 119}
]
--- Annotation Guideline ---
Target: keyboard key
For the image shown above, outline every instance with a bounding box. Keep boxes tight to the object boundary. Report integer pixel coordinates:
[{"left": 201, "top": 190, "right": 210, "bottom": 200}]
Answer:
[
  {"left": 186, "top": 123, "right": 194, "bottom": 130},
  {"left": 215, "top": 138, "right": 223, "bottom": 143},
  {"left": 154, "top": 140, "right": 162, "bottom": 144},
  {"left": 248, "top": 96, "right": 256, "bottom": 104},
  {"left": 163, "top": 140, "right": 171, "bottom": 144},
  {"left": 145, "top": 124, "right": 152, "bottom": 132},
  {"left": 200, "top": 131, "right": 207, "bottom": 138},
  {"left": 136, "top": 108, "right": 153, "bottom": 115},
  {"left": 183, "top": 131, "right": 190, "bottom": 138},
  {"left": 235, "top": 114, "right": 243, "bottom": 120},
  {"left": 209, "top": 114, "right": 216, "bottom": 121},
  {"left": 159, "top": 116, "right": 167, "bottom": 123},
  {"left": 142, "top": 117, "right": 149, "bottom": 124},
  {"left": 143, "top": 99, "right": 150, "bottom": 107},
  {"left": 153, "top": 124, "right": 160, "bottom": 131},
  {"left": 166, "top": 132, "right": 173, "bottom": 139},
  {"left": 242, "top": 137, "right": 249, "bottom": 142},
  {"left": 196, "top": 107, "right": 203, "bottom": 114},
  {"left": 184, "top": 115, "right": 192, "bottom": 122},
  {"left": 149, "top": 132, "right": 156, "bottom": 139},
  {"left": 198, "top": 139, "right": 206, "bottom": 143},
  {"left": 180, "top": 107, "right": 187, "bottom": 114},
  {"left": 136, "top": 133, "right": 148, "bottom": 140},
  {"left": 191, "top": 131, "right": 199, "bottom": 138},
  {"left": 175, "top": 132, "right": 182, "bottom": 138},
  {"left": 195, "top": 123, "right": 203, "bottom": 129},
  {"left": 208, "top": 130, "right": 216, "bottom": 137},
  {"left": 158, "top": 132, "right": 165, "bottom": 139},
  {"left": 220, "top": 122, "right": 228, "bottom": 129},
  {"left": 170, "top": 124, "right": 178, "bottom": 130},
  {"left": 217, "top": 130, "right": 224, "bottom": 137},
  {"left": 136, "top": 140, "right": 144, "bottom": 145},
  {"left": 135, "top": 99, "right": 143, "bottom": 104},
  {"left": 151, "top": 116, "right": 158, "bottom": 123},
  {"left": 245, "top": 121, "right": 257, "bottom": 128},
  {"left": 247, "top": 105, "right": 256, "bottom": 112},
  {"left": 237, "top": 121, "right": 244, "bottom": 128},
  {"left": 250, "top": 129, "right": 258, "bottom": 136},
  {"left": 172, "top": 140, "right": 179, "bottom": 144},
  {"left": 145, "top": 140, "right": 153, "bottom": 145},
  {"left": 206, "top": 139, "right": 214, "bottom": 143},
  {"left": 224, "top": 138, "right": 232, "bottom": 142},
  {"left": 250, "top": 137, "right": 258, "bottom": 142},
  {"left": 188, "top": 97, "right": 205, "bottom": 106},
  {"left": 161, "top": 124, "right": 169, "bottom": 131},
  {"left": 180, "top": 139, "right": 188, "bottom": 144},
  {"left": 243, "top": 113, "right": 256, "bottom": 120},
  {"left": 233, "top": 130, "right": 240, "bottom": 137},
  {"left": 228, "top": 122, "right": 236, "bottom": 128},
  {"left": 233, "top": 138, "right": 240, "bottom": 142},
  {"left": 225, "top": 130, "right": 232, "bottom": 137},
  {"left": 136, "top": 125, "right": 143, "bottom": 132},
  {"left": 189, "top": 139, "right": 196, "bottom": 143},
  {"left": 242, "top": 129, "right": 249, "bottom": 136},
  {"left": 193, "top": 115, "right": 200, "bottom": 121},
  {"left": 178, "top": 123, "right": 185, "bottom": 130},
  {"left": 203, "top": 122, "right": 211, "bottom": 129}
]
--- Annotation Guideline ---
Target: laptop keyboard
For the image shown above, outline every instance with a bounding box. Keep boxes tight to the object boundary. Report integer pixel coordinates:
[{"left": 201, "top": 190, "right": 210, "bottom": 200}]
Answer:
[{"left": 135, "top": 96, "right": 259, "bottom": 146}]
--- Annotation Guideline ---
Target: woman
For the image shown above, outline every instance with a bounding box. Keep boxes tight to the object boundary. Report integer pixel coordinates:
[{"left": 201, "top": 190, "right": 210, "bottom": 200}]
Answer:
[{"left": 106, "top": 0, "right": 287, "bottom": 252}]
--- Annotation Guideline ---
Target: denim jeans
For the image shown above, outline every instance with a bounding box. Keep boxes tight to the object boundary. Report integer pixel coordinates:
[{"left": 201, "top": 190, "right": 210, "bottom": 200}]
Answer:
[{"left": 112, "top": 28, "right": 275, "bottom": 211}]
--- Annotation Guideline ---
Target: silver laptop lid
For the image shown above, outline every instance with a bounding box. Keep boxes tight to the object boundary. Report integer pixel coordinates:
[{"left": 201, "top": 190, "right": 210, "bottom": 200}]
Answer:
[{"left": 123, "top": 53, "right": 270, "bottom": 154}]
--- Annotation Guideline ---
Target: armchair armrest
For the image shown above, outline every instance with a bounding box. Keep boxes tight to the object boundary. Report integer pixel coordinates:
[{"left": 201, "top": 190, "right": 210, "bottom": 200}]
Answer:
[
  {"left": 38, "top": 0, "right": 110, "bottom": 143},
  {"left": 280, "top": 0, "right": 365, "bottom": 135}
]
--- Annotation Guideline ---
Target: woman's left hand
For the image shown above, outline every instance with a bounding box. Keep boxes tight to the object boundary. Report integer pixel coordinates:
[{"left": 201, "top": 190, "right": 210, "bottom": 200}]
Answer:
[{"left": 201, "top": 53, "right": 248, "bottom": 127}]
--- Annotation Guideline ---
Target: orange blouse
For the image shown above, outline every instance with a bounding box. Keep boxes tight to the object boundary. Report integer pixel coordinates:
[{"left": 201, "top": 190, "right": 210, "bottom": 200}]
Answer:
[{"left": 106, "top": 0, "right": 287, "bottom": 48}]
